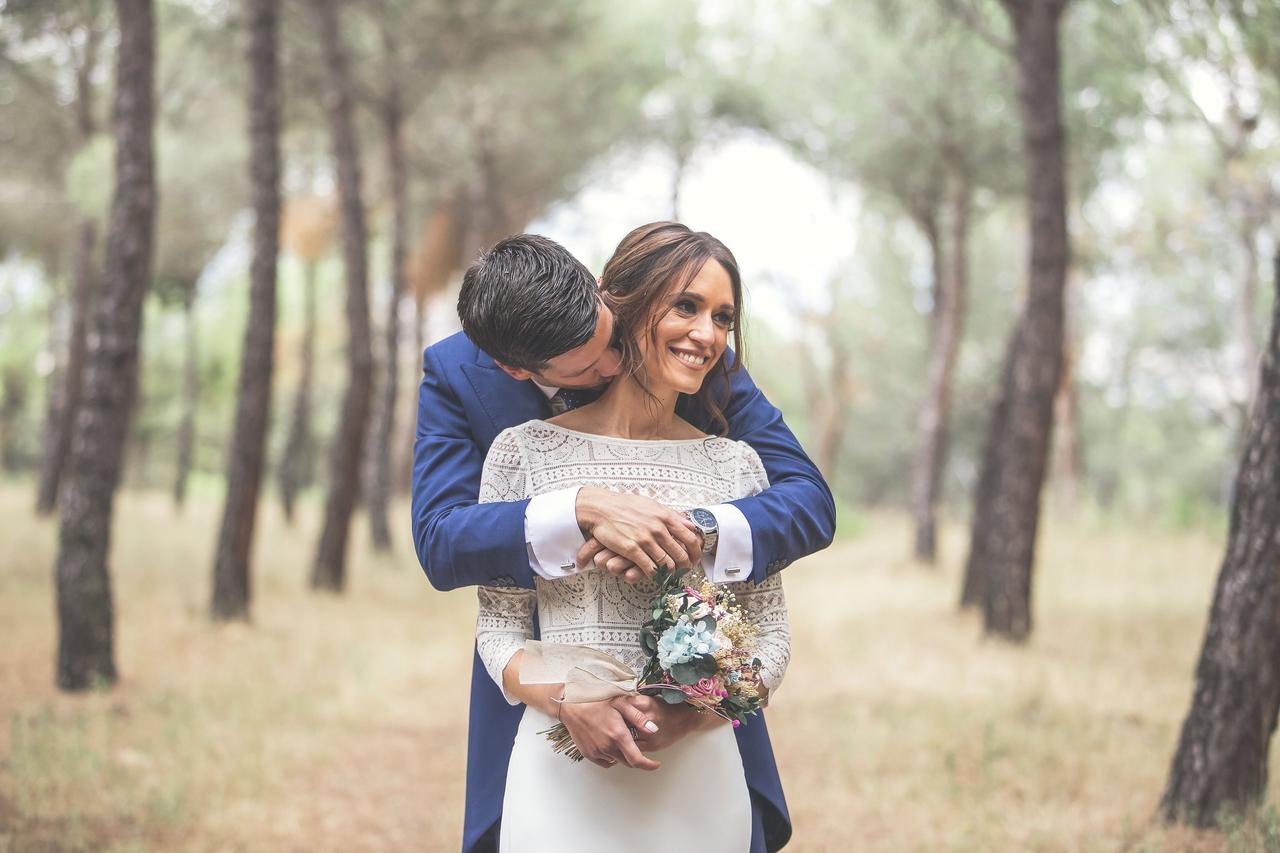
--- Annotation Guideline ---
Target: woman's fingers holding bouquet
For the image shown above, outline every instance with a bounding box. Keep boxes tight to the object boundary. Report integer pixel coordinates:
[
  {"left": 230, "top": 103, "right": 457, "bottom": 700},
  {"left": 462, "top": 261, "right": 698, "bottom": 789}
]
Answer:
[
  {"left": 559, "top": 700, "right": 661, "bottom": 771},
  {"left": 611, "top": 695, "right": 660, "bottom": 738},
  {"left": 623, "top": 696, "right": 719, "bottom": 751}
]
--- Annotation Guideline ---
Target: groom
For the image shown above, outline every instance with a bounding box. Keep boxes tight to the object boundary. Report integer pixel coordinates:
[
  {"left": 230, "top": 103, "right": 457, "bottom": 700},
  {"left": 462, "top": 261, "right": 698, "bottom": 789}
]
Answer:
[{"left": 413, "top": 233, "right": 835, "bottom": 852}]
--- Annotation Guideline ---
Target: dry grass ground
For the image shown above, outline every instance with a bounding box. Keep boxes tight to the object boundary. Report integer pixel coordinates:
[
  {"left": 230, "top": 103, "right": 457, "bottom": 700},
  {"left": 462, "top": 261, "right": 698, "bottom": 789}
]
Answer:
[{"left": 1, "top": 482, "right": 1277, "bottom": 852}]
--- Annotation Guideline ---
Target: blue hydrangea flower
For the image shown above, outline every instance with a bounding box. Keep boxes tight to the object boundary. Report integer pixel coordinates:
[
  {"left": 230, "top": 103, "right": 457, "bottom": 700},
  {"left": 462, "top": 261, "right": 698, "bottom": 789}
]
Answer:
[{"left": 656, "top": 616, "right": 721, "bottom": 670}]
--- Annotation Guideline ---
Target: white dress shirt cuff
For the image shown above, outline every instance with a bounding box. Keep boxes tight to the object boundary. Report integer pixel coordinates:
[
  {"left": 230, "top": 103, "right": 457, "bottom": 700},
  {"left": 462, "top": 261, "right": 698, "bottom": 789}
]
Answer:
[
  {"left": 702, "top": 503, "right": 753, "bottom": 583},
  {"left": 525, "top": 487, "right": 586, "bottom": 579}
]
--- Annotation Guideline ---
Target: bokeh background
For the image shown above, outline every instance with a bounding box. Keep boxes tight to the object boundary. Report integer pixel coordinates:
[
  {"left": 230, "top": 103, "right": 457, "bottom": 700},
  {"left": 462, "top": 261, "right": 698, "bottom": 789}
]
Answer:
[{"left": 2, "top": 0, "right": 1279, "bottom": 850}]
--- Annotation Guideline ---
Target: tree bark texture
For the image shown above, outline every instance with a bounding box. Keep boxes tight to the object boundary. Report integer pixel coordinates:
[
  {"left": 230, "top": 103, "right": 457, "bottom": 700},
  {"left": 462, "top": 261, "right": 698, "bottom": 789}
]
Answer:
[
  {"left": 211, "top": 0, "right": 281, "bottom": 621},
  {"left": 1159, "top": 249, "right": 1280, "bottom": 826},
  {"left": 36, "top": 20, "right": 102, "bottom": 515},
  {"left": 366, "top": 30, "right": 407, "bottom": 554},
  {"left": 910, "top": 182, "right": 971, "bottom": 563},
  {"left": 963, "top": 0, "right": 1071, "bottom": 640},
  {"left": 54, "top": 0, "right": 155, "bottom": 691},
  {"left": 311, "top": 0, "right": 374, "bottom": 592},
  {"left": 278, "top": 259, "right": 317, "bottom": 524},
  {"left": 960, "top": 334, "right": 1014, "bottom": 608},
  {"left": 173, "top": 283, "right": 197, "bottom": 510}
]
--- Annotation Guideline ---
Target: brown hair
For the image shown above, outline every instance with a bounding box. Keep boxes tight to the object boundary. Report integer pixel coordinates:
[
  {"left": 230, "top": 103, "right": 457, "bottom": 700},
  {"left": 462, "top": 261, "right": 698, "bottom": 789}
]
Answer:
[{"left": 599, "top": 221, "right": 744, "bottom": 435}]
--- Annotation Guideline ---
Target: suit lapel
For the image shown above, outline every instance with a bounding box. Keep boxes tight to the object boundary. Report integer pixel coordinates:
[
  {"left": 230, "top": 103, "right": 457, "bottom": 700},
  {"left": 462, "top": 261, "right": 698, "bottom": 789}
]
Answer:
[{"left": 460, "top": 357, "right": 548, "bottom": 435}]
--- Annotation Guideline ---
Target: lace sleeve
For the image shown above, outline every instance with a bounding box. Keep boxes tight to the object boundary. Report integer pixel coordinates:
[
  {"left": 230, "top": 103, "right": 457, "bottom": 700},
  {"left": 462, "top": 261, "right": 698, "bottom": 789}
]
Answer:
[
  {"left": 476, "top": 427, "right": 537, "bottom": 705},
  {"left": 735, "top": 440, "right": 770, "bottom": 498},
  {"left": 731, "top": 575, "right": 789, "bottom": 696},
  {"left": 730, "top": 440, "right": 787, "bottom": 695}
]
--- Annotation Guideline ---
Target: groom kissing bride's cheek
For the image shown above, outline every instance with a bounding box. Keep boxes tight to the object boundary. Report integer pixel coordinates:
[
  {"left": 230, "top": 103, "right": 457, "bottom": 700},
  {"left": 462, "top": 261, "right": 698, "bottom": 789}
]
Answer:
[{"left": 412, "top": 222, "right": 835, "bottom": 853}]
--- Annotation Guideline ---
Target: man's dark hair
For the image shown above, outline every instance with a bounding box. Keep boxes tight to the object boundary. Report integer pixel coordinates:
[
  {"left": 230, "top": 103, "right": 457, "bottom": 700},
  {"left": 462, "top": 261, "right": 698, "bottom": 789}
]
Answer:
[{"left": 457, "top": 234, "right": 600, "bottom": 373}]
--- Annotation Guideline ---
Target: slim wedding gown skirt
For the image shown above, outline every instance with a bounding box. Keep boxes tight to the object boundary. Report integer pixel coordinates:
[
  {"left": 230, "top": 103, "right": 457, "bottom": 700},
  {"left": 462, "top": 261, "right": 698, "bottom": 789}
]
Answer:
[{"left": 499, "top": 707, "right": 752, "bottom": 852}]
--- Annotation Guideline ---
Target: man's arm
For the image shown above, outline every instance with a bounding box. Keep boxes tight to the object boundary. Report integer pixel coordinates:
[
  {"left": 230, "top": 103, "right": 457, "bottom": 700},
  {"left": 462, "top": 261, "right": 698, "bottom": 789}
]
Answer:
[
  {"left": 722, "top": 361, "right": 837, "bottom": 582},
  {"left": 411, "top": 345, "right": 535, "bottom": 591}
]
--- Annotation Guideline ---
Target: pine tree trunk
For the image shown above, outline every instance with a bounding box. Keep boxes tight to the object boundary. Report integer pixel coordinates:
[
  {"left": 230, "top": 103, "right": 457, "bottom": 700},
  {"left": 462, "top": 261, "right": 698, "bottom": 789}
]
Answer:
[
  {"left": 54, "top": 0, "right": 155, "bottom": 691},
  {"left": 960, "top": 333, "right": 1013, "bottom": 608},
  {"left": 366, "top": 39, "right": 407, "bottom": 554},
  {"left": 311, "top": 0, "right": 374, "bottom": 592},
  {"left": 911, "top": 182, "right": 971, "bottom": 563},
  {"left": 278, "top": 259, "right": 317, "bottom": 523},
  {"left": 173, "top": 284, "right": 197, "bottom": 510},
  {"left": 960, "top": 0, "right": 1071, "bottom": 640},
  {"left": 36, "top": 20, "right": 101, "bottom": 515},
  {"left": 395, "top": 295, "right": 426, "bottom": 497},
  {"left": 210, "top": 0, "right": 280, "bottom": 621},
  {"left": 1159, "top": 249, "right": 1280, "bottom": 826}
]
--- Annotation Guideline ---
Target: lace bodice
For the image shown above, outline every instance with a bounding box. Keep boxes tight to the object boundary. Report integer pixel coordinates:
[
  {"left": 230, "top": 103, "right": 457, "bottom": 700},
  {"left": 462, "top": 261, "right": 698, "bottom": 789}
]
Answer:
[{"left": 475, "top": 420, "right": 790, "bottom": 705}]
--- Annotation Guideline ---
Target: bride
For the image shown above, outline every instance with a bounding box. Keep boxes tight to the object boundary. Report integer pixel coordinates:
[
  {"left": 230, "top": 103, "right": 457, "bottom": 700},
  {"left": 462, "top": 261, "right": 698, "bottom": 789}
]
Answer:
[{"left": 474, "top": 222, "right": 791, "bottom": 852}]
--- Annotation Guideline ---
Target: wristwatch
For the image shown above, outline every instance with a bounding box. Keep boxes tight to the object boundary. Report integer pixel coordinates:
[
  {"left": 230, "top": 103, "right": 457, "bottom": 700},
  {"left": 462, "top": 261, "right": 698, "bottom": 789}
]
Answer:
[{"left": 683, "top": 508, "right": 718, "bottom": 557}]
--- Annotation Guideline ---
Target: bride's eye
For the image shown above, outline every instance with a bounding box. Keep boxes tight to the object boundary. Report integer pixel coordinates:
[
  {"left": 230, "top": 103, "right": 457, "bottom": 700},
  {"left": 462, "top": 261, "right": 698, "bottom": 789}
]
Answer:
[
  {"left": 672, "top": 298, "right": 696, "bottom": 316},
  {"left": 715, "top": 311, "right": 737, "bottom": 329}
]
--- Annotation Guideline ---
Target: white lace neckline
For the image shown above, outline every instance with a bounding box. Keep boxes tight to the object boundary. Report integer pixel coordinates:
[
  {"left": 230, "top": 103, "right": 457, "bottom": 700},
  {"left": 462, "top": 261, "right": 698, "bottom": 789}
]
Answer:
[{"left": 538, "top": 419, "right": 715, "bottom": 446}]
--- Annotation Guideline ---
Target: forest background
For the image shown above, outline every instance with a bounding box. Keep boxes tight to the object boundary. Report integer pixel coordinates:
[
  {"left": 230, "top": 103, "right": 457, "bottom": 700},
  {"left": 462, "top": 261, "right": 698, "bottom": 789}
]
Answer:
[{"left": 2, "top": 0, "right": 1280, "bottom": 850}]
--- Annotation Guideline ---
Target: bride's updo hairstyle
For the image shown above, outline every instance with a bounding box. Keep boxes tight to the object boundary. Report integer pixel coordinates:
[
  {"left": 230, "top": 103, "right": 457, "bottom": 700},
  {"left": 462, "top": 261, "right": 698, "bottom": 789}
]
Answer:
[{"left": 600, "top": 221, "right": 744, "bottom": 435}]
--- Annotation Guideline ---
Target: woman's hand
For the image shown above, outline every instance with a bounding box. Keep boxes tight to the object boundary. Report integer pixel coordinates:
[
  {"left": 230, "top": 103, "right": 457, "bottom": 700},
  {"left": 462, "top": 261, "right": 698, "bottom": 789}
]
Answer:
[
  {"left": 503, "top": 652, "right": 662, "bottom": 770},
  {"left": 622, "top": 695, "right": 724, "bottom": 752},
  {"left": 559, "top": 698, "right": 661, "bottom": 771}
]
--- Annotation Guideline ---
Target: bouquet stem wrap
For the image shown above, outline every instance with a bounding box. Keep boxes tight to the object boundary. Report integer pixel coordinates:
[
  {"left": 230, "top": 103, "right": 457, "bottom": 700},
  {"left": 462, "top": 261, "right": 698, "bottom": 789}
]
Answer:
[
  {"left": 520, "top": 640, "right": 639, "bottom": 701},
  {"left": 520, "top": 640, "right": 640, "bottom": 761}
]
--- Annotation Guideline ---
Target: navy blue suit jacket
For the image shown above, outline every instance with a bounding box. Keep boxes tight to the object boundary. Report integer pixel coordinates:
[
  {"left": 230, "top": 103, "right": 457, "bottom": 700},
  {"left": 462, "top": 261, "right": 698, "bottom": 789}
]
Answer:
[{"left": 412, "top": 331, "right": 835, "bottom": 852}]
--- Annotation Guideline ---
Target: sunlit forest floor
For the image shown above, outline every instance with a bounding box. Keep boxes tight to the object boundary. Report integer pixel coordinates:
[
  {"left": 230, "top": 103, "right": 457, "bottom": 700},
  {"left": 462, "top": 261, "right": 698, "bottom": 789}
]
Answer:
[{"left": 2, "top": 482, "right": 1277, "bottom": 852}]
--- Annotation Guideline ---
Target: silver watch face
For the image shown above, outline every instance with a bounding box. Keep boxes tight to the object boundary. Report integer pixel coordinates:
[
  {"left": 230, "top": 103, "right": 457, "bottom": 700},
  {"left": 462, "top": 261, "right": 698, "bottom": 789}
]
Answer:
[{"left": 688, "top": 508, "right": 717, "bottom": 532}]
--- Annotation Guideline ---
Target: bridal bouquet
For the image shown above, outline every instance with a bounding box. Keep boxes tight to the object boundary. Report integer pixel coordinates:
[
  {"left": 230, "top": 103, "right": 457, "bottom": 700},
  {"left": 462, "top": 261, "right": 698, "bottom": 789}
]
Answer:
[{"left": 535, "top": 566, "right": 766, "bottom": 761}]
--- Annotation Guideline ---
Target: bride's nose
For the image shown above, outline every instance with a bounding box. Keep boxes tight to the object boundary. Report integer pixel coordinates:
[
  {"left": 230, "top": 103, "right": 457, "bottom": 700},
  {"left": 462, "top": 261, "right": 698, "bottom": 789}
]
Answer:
[{"left": 687, "top": 312, "right": 715, "bottom": 345}]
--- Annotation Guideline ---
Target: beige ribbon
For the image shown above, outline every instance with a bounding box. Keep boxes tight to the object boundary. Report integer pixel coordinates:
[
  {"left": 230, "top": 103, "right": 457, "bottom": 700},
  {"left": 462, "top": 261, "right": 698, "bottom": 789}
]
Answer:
[{"left": 520, "top": 640, "right": 639, "bottom": 703}]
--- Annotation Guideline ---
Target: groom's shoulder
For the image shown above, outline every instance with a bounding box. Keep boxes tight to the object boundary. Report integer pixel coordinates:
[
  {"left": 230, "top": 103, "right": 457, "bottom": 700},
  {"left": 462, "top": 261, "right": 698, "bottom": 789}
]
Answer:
[{"left": 425, "top": 330, "right": 484, "bottom": 368}]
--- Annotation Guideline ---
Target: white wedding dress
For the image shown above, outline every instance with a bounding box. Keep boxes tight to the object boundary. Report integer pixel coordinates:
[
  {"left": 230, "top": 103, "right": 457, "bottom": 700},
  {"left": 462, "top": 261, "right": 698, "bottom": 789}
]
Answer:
[{"left": 475, "top": 421, "right": 790, "bottom": 853}]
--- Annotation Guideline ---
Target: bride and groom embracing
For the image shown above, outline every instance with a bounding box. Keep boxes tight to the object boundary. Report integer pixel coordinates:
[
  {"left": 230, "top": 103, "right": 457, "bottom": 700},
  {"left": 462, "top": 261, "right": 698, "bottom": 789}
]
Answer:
[{"left": 412, "top": 222, "right": 836, "bottom": 852}]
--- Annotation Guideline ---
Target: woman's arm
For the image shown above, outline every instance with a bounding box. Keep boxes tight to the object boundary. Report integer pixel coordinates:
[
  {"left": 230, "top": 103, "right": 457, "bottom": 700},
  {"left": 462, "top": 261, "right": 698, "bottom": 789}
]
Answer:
[{"left": 732, "top": 574, "right": 790, "bottom": 700}]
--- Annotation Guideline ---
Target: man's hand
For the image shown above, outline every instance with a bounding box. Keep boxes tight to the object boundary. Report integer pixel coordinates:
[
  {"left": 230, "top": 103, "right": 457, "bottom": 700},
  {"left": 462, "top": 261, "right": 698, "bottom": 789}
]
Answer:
[
  {"left": 622, "top": 695, "right": 722, "bottom": 751},
  {"left": 558, "top": 697, "right": 662, "bottom": 771},
  {"left": 574, "top": 487, "right": 702, "bottom": 580}
]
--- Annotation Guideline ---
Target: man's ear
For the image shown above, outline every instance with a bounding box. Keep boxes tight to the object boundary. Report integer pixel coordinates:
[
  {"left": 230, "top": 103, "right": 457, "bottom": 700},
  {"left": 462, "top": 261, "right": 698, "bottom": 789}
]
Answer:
[{"left": 494, "top": 361, "right": 534, "bottom": 382}]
